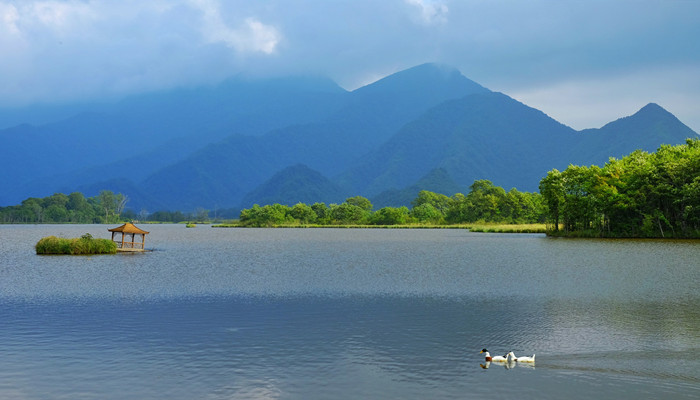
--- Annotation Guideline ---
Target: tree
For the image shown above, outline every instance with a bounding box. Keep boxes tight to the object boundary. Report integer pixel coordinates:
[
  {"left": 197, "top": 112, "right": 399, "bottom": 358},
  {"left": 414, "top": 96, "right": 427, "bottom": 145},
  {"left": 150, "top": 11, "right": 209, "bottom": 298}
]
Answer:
[
  {"left": 194, "top": 207, "right": 209, "bottom": 222},
  {"left": 539, "top": 138, "right": 700, "bottom": 238},
  {"left": 290, "top": 203, "right": 317, "bottom": 224},
  {"left": 97, "top": 190, "right": 119, "bottom": 223},
  {"left": 344, "top": 196, "right": 373, "bottom": 212},
  {"left": 464, "top": 180, "right": 507, "bottom": 222},
  {"left": 445, "top": 193, "right": 469, "bottom": 223},
  {"left": 539, "top": 169, "right": 564, "bottom": 231},
  {"left": 411, "top": 203, "right": 444, "bottom": 223},
  {"left": 412, "top": 190, "right": 451, "bottom": 214},
  {"left": 239, "top": 204, "right": 291, "bottom": 227},
  {"left": 311, "top": 203, "right": 330, "bottom": 222},
  {"left": 330, "top": 203, "right": 368, "bottom": 224},
  {"left": 371, "top": 206, "right": 410, "bottom": 225}
]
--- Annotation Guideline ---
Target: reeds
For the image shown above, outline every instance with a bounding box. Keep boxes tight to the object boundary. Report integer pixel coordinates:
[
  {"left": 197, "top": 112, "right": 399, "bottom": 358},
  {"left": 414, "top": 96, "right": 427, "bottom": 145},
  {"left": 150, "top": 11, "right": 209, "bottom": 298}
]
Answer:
[{"left": 35, "top": 233, "right": 117, "bottom": 255}]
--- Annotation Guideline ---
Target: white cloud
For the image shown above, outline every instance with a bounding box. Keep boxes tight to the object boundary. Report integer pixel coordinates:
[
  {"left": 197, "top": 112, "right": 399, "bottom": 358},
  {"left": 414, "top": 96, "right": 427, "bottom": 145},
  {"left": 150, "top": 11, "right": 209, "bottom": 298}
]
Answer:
[
  {"left": 189, "top": 0, "right": 281, "bottom": 54},
  {"left": 0, "top": 3, "right": 20, "bottom": 35},
  {"left": 505, "top": 65, "right": 700, "bottom": 133},
  {"left": 29, "top": 0, "right": 95, "bottom": 32},
  {"left": 404, "top": 0, "right": 448, "bottom": 25}
]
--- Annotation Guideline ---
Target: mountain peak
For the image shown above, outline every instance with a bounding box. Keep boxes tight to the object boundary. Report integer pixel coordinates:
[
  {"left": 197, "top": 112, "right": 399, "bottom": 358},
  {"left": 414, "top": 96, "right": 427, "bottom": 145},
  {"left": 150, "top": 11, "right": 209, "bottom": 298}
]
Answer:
[
  {"left": 634, "top": 102, "right": 671, "bottom": 118},
  {"left": 601, "top": 102, "right": 694, "bottom": 133},
  {"left": 353, "top": 63, "right": 489, "bottom": 96}
]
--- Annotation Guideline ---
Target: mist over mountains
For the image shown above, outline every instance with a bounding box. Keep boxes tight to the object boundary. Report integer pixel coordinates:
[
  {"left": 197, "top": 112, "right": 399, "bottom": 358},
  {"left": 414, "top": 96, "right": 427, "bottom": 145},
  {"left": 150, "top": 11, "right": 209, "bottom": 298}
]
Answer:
[{"left": 1, "top": 63, "right": 696, "bottom": 213}]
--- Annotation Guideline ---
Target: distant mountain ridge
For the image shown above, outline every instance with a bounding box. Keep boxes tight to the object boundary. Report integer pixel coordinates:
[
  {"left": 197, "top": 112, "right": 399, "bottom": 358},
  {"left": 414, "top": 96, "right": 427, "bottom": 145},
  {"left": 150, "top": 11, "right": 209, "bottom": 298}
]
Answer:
[
  {"left": 240, "top": 164, "right": 346, "bottom": 207},
  {"left": 1, "top": 63, "right": 696, "bottom": 211}
]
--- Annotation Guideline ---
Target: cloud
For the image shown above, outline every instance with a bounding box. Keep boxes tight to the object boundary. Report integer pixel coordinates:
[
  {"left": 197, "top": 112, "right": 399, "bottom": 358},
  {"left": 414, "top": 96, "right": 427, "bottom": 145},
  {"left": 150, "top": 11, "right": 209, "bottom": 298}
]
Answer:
[
  {"left": 0, "top": 0, "right": 697, "bottom": 135},
  {"left": 404, "top": 0, "right": 448, "bottom": 25},
  {"left": 189, "top": 0, "right": 281, "bottom": 54},
  {"left": 0, "top": 0, "right": 282, "bottom": 106},
  {"left": 0, "top": 3, "right": 20, "bottom": 35},
  {"left": 506, "top": 65, "right": 700, "bottom": 132}
]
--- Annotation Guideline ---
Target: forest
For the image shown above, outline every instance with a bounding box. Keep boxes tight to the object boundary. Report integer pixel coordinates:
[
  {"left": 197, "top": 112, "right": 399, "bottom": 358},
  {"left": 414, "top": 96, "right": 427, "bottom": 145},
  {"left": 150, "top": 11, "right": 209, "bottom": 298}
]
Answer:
[
  {"left": 0, "top": 190, "right": 128, "bottom": 224},
  {"left": 2, "top": 139, "right": 698, "bottom": 238},
  {"left": 236, "top": 181, "right": 545, "bottom": 227},
  {"left": 0, "top": 181, "right": 545, "bottom": 227},
  {"left": 539, "top": 138, "right": 700, "bottom": 238}
]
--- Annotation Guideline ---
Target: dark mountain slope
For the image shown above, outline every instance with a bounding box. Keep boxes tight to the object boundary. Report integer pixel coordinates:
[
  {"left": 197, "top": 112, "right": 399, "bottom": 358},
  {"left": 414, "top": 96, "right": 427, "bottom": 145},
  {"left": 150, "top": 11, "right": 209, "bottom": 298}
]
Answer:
[
  {"left": 239, "top": 164, "right": 346, "bottom": 207},
  {"left": 572, "top": 103, "right": 698, "bottom": 164},
  {"left": 337, "top": 92, "right": 578, "bottom": 195},
  {"left": 137, "top": 64, "right": 492, "bottom": 210},
  {"left": 338, "top": 95, "right": 697, "bottom": 197},
  {"left": 72, "top": 178, "right": 168, "bottom": 213},
  {"left": 370, "top": 168, "right": 462, "bottom": 209},
  {"left": 338, "top": 63, "right": 490, "bottom": 146},
  {"left": 0, "top": 76, "right": 347, "bottom": 206}
]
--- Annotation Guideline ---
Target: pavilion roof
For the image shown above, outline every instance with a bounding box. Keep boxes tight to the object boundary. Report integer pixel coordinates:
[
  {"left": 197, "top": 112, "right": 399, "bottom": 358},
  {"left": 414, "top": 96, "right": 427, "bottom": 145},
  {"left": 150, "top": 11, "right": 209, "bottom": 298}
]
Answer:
[{"left": 108, "top": 222, "right": 149, "bottom": 234}]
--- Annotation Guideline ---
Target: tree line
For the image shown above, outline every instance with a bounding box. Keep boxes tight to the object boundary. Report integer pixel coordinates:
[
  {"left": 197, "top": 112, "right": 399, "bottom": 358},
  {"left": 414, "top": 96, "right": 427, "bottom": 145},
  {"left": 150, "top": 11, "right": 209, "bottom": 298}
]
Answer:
[
  {"left": 238, "top": 180, "right": 546, "bottom": 227},
  {"left": 539, "top": 138, "right": 700, "bottom": 238},
  {"left": 0, "top": 190, "right": 128, "bottom": 224},
  {"left": 3, "top": 138, "right": 697, "bottom": 238}
]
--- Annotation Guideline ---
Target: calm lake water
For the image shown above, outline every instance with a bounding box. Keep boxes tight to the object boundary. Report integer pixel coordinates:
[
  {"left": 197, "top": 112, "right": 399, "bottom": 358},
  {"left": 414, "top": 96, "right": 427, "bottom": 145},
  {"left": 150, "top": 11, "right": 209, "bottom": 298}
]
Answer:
[{"left": 0, "top": 224, "right": 698, "bottom": 399}]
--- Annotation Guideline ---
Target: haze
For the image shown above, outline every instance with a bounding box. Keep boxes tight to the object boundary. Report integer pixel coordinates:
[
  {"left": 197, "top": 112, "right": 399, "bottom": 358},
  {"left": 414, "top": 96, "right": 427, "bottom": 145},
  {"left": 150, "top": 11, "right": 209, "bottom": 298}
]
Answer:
[{"left": 1, "top": 0, "right": 698, "bottom": 131}]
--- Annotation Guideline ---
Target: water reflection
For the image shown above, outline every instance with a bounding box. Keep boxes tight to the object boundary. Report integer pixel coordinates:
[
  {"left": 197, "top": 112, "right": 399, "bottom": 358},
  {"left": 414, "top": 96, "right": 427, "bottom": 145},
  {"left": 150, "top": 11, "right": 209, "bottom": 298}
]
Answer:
[
  {"left": 0, "top": 225, "right": 699, "bottom": 399},
  {"left": 481, "top": 359, "right": 534, "bottom": 370}
]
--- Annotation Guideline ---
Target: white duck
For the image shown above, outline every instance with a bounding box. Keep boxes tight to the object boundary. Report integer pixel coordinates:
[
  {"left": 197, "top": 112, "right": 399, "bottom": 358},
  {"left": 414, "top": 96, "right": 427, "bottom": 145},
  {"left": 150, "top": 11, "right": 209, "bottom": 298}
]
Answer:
[
  {"left": 506, "top": 351, "right": 535, "bottom": 363},
  {"left": 480, "top": 349, "right": 508, "bottom": 362}
]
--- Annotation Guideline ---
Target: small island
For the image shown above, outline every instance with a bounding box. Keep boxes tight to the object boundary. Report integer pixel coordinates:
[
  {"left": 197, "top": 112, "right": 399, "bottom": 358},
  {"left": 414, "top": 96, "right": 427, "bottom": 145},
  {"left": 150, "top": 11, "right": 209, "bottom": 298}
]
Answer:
[{"left": 35, "top": 233, "right": 117, "bottom": 255}]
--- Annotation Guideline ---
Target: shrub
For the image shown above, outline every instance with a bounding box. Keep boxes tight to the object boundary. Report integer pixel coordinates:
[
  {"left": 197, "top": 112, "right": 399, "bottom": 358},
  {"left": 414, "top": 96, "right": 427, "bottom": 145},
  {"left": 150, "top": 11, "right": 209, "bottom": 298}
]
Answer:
[{"left": 35, "top": 234, "right": 117, "bottom": 255}]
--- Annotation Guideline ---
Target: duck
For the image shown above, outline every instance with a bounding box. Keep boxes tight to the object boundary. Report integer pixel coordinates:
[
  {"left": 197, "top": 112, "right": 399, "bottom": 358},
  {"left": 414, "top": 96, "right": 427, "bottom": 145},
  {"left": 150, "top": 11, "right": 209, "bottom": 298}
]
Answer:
[
  {"left": 480, "top": 349, "right": 508, "bottom": 362},
  {"left": 506, "top": 351, "right": 535, "bottom": 363}
]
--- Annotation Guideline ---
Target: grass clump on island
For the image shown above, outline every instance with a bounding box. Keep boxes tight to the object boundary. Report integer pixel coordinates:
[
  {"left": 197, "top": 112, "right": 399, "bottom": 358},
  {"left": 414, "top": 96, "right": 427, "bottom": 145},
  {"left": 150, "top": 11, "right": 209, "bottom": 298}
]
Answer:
[{"left": 35, "top": 233, "right": 117, "bottom": 255}]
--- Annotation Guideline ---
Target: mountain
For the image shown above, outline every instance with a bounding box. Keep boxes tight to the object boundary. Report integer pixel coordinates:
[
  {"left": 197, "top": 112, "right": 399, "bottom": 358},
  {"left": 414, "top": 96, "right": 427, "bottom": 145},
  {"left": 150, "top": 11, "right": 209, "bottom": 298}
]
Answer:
[
  {"left": 337, "top": 93, "right": 697, "bottom": 199},
  {"left": 572, "top": 103, "right": 699, "bottom": 165},
  {"left": 134, "top": 63, "right": 492, "bottom": 210},
  {"left": 71, "top": 178, "right": 168, "bottom": 213},
  {"left": 0, "top": 75, "right": 348, "bottom": 206},
  {"left": 239, "top": 164, "right": 346, "bottom": 207},
  {"left": 337, "top": 91, "right": 578, "bottom": 195},
  {"left": 1, "top": 63, "right": 697, "bottom": 212},
  {"left": 370, "top": 168, "right": 462, "bottom": 209}
]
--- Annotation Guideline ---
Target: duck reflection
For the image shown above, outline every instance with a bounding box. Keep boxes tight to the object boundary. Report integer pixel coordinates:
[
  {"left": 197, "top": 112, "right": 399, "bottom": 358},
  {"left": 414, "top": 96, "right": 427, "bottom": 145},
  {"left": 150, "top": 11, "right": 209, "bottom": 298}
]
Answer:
[{"left": 480, "top": 359, "right": 518, "bottom": 369}]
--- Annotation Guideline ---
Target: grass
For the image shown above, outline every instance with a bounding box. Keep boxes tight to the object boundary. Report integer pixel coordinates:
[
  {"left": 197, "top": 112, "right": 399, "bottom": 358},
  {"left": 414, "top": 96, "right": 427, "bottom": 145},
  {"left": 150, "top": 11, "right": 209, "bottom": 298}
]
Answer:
[
  {"left": 35, "top": 233, "right": 117, "bottom": 255},
  {"left": 466, "top": 223, "right": 548, "bottom": 233}
]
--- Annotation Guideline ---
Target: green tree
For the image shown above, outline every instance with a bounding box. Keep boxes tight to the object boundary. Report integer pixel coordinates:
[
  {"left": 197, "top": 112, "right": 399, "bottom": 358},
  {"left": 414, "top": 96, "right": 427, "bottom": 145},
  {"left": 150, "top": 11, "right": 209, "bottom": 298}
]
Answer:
[
  {"left": 412, "top": 190, "right": 451, "bottom": 214},
  {"left": 97, "top": 190, "right": 119, "bottom": 223},
  {"left": 411, "top": 203, "right": 444, "bottom": 223},
  {"left": 239, "top": 204, "right": 291, "bottom": 227},
  {"left": 311, "top": 203, "right": 330, "bottom": 223},
  {"left": 344, "top": 196, "right": 373, "bottom": 212},
  {"left": 465, "top": 180, "right": 507, "bottom": 222},
  {"left": 371, "top": 206, "right": 410, "bottom": 225},
  {"left": 330, "top": 203, "right": 368, "bottom": 224},
  {"left": 21, "top": 198, "right": 44, "bottom": 223},
  {"left": 445, "top": 193, "right": 469, "bottom": 223},
  {"left": 290, "top": 203, "right": 317, "bottom": 224},
  {"left": 539, "top": 169, "right": 564, "bottom": 231},
  {"left": 44, "top": 204, "right": 68, "bottom": 222}
]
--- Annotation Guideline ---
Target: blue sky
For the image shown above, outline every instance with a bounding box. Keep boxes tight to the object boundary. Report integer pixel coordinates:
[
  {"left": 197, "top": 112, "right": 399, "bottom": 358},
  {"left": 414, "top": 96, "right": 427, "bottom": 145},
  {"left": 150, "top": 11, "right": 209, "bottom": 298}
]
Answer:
[{"left": 1, "top": 0, "right": 698, "bottom": 131}]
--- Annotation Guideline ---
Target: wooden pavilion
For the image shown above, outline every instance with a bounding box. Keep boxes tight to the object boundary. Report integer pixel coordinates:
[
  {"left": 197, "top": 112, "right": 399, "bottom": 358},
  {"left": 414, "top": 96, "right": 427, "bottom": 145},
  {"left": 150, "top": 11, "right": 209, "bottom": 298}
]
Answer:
[{"left": 108, "top": 222, "right": 149, "bottom": 252}]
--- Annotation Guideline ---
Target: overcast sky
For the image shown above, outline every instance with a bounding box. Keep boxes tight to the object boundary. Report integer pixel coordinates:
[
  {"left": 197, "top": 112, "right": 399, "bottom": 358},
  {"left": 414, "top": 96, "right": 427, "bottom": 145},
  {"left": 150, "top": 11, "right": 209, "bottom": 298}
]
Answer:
[{"left": 1, "top": 0, "right": 698, "bottom": 131}]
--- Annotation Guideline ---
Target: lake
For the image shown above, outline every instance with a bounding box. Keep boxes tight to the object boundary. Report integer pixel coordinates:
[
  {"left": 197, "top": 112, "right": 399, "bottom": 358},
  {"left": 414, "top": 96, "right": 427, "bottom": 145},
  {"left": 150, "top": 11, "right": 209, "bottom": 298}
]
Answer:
[{"left": 0, "top": 224, "right": 698, "bottom": 399}]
